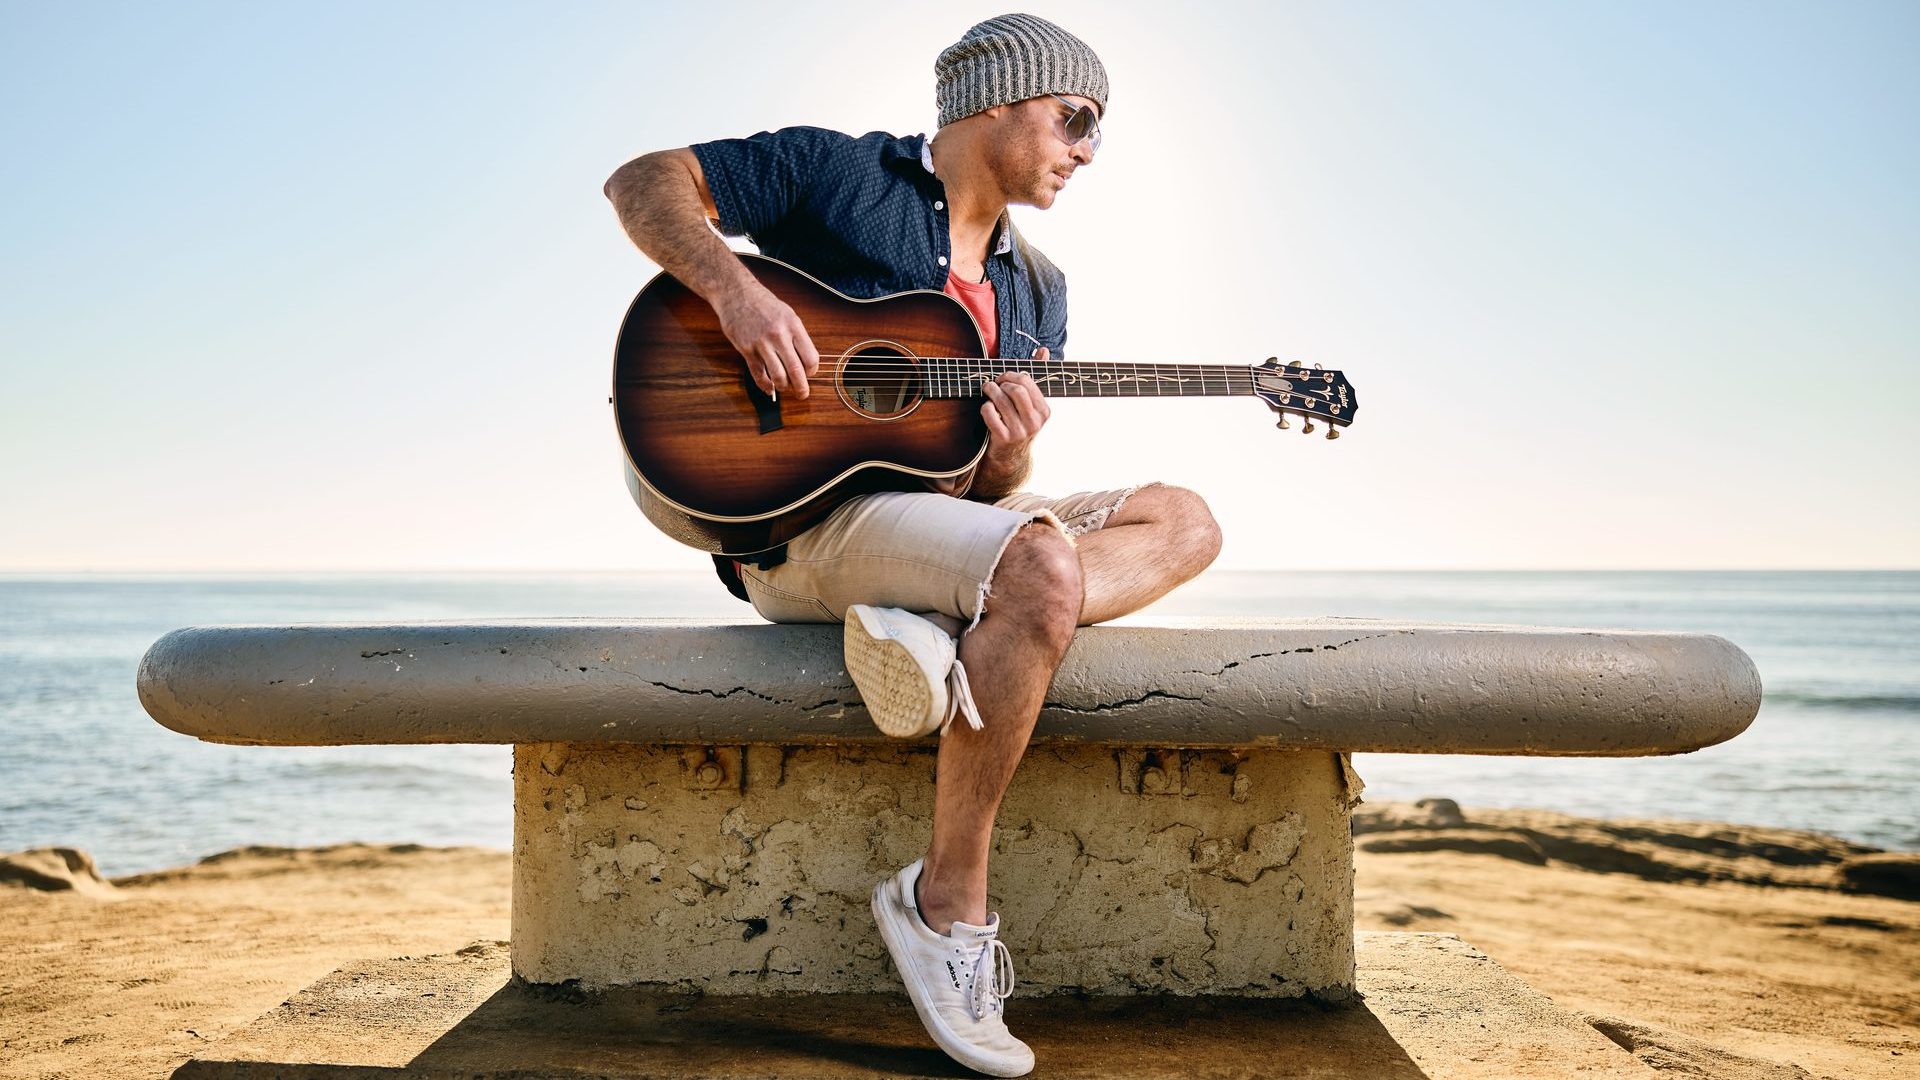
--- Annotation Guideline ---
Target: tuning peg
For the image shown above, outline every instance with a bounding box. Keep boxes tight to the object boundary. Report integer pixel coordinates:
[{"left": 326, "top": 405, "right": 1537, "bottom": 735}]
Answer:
[
  {"left": 1274, "top": 413, "right": 1290, "bottom": 429},
  {"left": 1312, "top": 363, "right": 1322, "bottom": 370},
  {"left": 1301, "top": 417, "right": 1316, "bottom": 434},
  {"left": 1326, "top": 426, "right": 1340, "bottom": 440}
]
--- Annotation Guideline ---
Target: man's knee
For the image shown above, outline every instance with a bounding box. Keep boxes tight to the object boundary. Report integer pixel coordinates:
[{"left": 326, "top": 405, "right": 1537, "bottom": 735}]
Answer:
[
  {"left": 985, "top": 521, "right": 1083, "bottom": 643},
  {"left": 1153, "top": 485, "right": 1223, "bottom": 571}
]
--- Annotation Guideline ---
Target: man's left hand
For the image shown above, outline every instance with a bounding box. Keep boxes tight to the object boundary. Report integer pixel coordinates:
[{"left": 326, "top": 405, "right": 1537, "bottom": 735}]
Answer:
[{"left": 980, "top": 347, "right": 1052, "bottom": 452}]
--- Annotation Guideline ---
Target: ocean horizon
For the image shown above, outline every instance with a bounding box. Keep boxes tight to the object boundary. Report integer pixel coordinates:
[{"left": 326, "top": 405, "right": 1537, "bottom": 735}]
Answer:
[{"left": 3, "top": 569, "right": 1915, "bottom": 877}]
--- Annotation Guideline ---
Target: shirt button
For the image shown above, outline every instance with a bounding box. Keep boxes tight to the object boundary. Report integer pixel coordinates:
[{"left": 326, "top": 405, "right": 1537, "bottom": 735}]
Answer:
[
  {"left": 934, "top": 200, "right": 944, "bottom": 210},
  {"left": 937, "top": 256, "right": 948, "bottom": 267}
]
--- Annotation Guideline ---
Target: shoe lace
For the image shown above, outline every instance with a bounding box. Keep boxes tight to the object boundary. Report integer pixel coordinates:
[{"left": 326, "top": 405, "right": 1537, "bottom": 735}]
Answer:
[
  {"left": 939, "top": 658, "right": 985, "bottom": 734},
  {"left": 968, "top": 937, "right": 1016, "bottom": 1019}
]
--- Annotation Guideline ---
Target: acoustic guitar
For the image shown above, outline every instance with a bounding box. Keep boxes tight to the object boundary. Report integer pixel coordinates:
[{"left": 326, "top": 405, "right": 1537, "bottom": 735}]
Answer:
[{"left": 611, "top": 253, "right": 1358, "bottom": 556}]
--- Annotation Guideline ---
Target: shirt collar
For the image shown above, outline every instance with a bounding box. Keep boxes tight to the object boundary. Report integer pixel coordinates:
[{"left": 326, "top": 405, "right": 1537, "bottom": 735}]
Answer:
[{"left": 915, "top": 134, "right": 1013, "bottom": 258}]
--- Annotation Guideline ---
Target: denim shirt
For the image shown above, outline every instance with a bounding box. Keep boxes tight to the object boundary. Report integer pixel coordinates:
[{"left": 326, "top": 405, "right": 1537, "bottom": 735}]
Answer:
[{"left": 689, "top": 127, "right": 1069, "bottom": 360}]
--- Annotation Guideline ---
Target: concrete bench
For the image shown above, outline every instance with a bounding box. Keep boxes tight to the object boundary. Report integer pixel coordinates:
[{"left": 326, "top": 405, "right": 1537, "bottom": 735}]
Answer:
[{"left": 138, "top": 617, "right": 1760, "bottom": 1006}]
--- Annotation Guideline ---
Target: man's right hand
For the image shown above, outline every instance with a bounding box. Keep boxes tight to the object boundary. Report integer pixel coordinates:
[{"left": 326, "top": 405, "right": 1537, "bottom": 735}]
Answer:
[{"left": 715, "top": 284, "right": 820, "bottom": 399}]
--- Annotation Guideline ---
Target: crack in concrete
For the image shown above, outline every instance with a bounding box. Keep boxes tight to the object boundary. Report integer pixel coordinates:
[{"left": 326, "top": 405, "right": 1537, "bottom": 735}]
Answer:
[
  {"left": 1044, "top": 688, "right": 1205, "bottom": 714},
  {"left": 1071, "top": 635, "right": 1415, "bottom": 712},
  {"left": 1031, "top": 830, "right": 1092, "bottom": 941},
  {"left": 1191, "top": 879, "right": 1221, "bottom": 978},
  {"left": 646, "top": 681, "right": 785, "bottom": 706},
  {"left": 1167, "top": 632, "right": 1409, "bottom": 678},
  {"left": 1177, "top": 651, "right": 1277, "bottom": 677},
  {"left": 1274, "top": 632, "right": 1410, "bottom": 657}
]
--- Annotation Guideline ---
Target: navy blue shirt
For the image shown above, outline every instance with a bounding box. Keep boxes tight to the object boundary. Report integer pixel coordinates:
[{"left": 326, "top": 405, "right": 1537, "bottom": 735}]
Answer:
[{"left": 690, "top": 127, "right": 1070, "bottom": 360}]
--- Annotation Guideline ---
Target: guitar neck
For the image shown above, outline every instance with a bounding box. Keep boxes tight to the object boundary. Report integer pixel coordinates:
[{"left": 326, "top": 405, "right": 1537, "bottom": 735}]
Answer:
[{"left": 921, "top": 358, "right": 1260, "bottom": 398}]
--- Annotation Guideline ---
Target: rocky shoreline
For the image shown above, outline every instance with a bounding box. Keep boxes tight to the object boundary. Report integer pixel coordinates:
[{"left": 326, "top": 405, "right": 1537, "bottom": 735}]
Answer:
[{"left": 1354, "top": 797, "right": 1920, "bottom": 897}]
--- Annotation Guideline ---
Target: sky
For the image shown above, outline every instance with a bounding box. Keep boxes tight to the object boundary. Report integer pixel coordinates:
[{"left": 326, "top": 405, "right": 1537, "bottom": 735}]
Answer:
[{"left": 1, "top": 0, "right": 1914, "bottom": 572}]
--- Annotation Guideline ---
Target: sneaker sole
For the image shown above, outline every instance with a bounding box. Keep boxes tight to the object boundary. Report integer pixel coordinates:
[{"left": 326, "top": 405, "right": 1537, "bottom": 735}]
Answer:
[
  {"left": 870, "top": 878, "right": 1030, "bottom": 1078},
  {"left": 845, "top": 608, "right": 941, "bottom": 738}
]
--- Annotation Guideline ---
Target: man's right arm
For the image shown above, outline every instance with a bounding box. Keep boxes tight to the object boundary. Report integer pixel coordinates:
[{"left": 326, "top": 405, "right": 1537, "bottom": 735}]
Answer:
[{"left": 604, "top": 149, "right": 820, "bottom": 398}]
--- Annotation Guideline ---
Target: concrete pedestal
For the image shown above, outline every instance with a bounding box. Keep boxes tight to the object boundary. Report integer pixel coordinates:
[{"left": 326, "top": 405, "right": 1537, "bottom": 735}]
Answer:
[{"left": 513, "top": 742, "right": 1365, "bottom": 997}]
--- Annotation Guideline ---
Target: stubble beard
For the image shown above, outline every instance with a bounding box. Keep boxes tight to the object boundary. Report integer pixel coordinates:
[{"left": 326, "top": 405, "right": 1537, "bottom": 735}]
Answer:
[{"left": 993, "top": 123, "right": 1064, "bottom": 210}]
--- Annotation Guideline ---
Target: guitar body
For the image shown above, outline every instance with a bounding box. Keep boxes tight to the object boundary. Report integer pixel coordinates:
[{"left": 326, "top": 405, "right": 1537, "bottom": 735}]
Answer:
[{"left": 613, "top": 254, "right": 991, "bottom": 556}]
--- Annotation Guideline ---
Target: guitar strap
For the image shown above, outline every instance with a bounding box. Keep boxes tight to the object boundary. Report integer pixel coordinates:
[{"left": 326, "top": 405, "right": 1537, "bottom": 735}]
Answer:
[
  {"left": 743, "top": 546, "right": 788, "bottom": 570},
  {"left": 712, "top": 546, "right": 788, "bottom": 605}
]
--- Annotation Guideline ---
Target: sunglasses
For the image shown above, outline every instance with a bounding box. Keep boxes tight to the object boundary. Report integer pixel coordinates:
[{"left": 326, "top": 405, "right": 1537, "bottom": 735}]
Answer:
[{"left": 1047, "top": 94, "right": 1102, "bottom": 152}]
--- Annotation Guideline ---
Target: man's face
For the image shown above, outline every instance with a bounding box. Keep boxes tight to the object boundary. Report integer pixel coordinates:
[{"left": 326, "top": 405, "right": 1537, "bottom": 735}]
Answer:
[{"left": 990, "top": 94, "right": 1099, "bottom": 210}]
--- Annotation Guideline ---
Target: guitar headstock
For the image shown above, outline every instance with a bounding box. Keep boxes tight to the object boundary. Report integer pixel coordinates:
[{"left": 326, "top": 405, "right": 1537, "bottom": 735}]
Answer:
[{"left": 1250, "top": 357, "right": 1357, "bottom": 439}]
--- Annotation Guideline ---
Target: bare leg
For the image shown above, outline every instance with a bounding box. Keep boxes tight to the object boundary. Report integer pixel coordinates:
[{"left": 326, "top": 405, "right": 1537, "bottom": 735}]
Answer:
[
  {"left": 917, "top": 522, "right": 1082, "bottom": 934},
  {"left": 1073, "top": 484, "right": 1223, "bottom": 625}
]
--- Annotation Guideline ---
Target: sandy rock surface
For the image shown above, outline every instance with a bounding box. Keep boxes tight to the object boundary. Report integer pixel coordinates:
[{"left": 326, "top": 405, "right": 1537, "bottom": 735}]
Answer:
[
  {"left": 0, "top": 848, "right": 120, "bottom": 900},
  {"left": 0, "top": 804, "right": 1915, "bottom": 1079},
  {"left": 1353, "top": 800, "right": 1919, "bottom": 1078}
]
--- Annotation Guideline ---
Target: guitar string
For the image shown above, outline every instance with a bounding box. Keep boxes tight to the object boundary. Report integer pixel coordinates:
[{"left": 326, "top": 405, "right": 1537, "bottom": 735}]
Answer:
[
  {"left": 696, "top": 359, "right": 1337, "bottom": 400},
  {"left": 621, "top": 359, "right": 1334, "bottom": 385},
  {"left": 696, "top": 357, "right": 1332, "bottom": 371},
  {"left": 613, "top": 360, "right": 1333, "bottom": 377},
  {"left": 618, "top": 354, "right": 1333, "bottom": 372},
  {"left": 701, "top": 359, "right": 1336, "bottom": 381}
]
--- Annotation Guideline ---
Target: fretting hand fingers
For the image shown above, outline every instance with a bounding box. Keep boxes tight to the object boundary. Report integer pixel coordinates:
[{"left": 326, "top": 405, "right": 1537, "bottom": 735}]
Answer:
[
  {"left": 980, "top": 369, "right": 1049, "bottom": 445},
  {"left": 982, "top": 390, "right": 1010, "bottom": 443}
]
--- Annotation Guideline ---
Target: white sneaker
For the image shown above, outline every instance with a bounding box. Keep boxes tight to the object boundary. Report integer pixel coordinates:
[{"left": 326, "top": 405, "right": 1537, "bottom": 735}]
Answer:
[
  {"left": 871, "top": 859, "right": 1033, "bottom": 1077},
  {"left": 844, "top": 605, "right": 983, "bottom": 738}
]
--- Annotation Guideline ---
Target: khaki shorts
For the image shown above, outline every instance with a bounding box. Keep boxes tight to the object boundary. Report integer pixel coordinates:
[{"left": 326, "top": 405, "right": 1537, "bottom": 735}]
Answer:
[{"left": 741, "top": 484, "right": 1151, "bottom": 630}]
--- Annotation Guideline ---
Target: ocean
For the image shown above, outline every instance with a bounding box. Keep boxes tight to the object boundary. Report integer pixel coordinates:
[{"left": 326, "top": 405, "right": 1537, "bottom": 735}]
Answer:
[{"left": 1, "top": 571, "right": 1914, "bottom": 877}]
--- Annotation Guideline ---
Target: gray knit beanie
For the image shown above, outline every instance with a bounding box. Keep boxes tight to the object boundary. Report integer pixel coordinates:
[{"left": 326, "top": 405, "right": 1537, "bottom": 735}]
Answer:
[{"left": 934, "top": 13, "right": 1109, "bottom": 129}]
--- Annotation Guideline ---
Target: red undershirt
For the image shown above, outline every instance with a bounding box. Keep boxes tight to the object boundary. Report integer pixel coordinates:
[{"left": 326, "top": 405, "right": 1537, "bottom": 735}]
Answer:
[{"left": 942, "top": 270, "right": 998, "bottom": 359}]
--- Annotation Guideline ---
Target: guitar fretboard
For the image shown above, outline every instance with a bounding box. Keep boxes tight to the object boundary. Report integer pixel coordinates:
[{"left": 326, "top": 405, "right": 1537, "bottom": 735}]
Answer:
[{"left": 920, "top": 359, "right": 1262, "bottom": 399}]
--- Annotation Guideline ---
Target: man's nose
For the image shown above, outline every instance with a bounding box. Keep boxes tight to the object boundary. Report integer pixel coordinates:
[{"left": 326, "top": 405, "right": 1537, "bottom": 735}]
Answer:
[{"left": 1069, "top": 140, "right": 1095, "bottom": 166}]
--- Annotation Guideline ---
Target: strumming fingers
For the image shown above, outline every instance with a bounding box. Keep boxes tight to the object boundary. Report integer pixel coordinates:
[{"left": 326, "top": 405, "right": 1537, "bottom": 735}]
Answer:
[
  {"left": 794, "top": 326, "right": 822, "bottom": 376},
  {"left": 779, "top": 334, "right": 811, "bottom": 398},
  {"left": 754, "top": 342, "right": 788, "bottom": 393}
]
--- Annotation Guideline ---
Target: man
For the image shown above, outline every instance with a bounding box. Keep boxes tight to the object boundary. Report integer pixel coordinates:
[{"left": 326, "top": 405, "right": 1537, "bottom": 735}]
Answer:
[{"left": 604, "top": 14, "right": 1220, "bottom": 1077}]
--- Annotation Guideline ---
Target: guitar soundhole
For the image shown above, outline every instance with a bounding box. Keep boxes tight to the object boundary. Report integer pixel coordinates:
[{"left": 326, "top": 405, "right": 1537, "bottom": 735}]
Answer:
[{"left": 837, "top": 341, "right": 924, "bottom": 421}]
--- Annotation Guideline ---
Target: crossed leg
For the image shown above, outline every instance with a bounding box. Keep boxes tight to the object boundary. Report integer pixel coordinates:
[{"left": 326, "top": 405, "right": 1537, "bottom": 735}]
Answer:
[
  {"left": 1071, "top": 482, "right": 1224, "bottom": 626},
  {"left": 916, "top": 483, "right": 1222, "bottom": 933}
]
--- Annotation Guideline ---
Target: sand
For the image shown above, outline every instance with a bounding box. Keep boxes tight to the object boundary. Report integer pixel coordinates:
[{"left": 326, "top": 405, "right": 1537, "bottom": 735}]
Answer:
[{"left": 1, "top": 803, "right": 1914, "bottom": 1080}]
